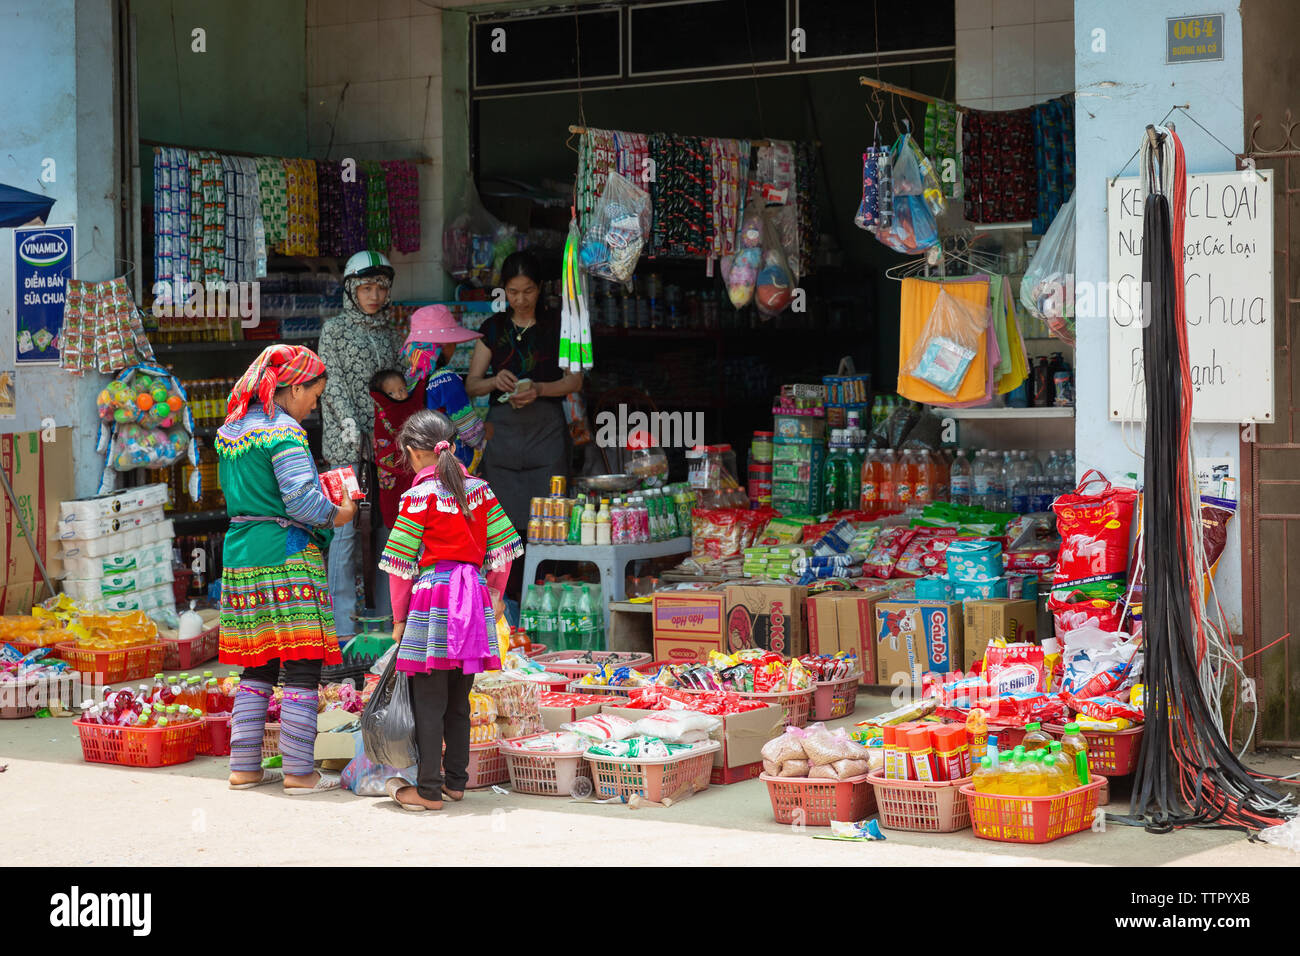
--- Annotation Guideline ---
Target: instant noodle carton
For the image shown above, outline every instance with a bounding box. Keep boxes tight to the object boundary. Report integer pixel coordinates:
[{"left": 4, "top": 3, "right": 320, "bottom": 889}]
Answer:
[
  {"left": 962, "top": 599, "right": 1038, "bottom": 671},
  {"left": 652, "top": 588, "right": 727, "bottom": 663},
  {"left": 874, "top": 600, "right": 964, "bottom": 684},
  {"left": 807, "top": 589, "right": 889, "bottom": 684},
  {"left": 724, "top": 584, "right": 808, "bottom": 658}
]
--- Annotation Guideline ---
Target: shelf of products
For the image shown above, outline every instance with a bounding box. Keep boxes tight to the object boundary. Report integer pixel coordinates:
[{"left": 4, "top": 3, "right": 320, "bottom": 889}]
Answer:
[{"left": 935, "top": 407, "right": 1075, "bottom": 420}]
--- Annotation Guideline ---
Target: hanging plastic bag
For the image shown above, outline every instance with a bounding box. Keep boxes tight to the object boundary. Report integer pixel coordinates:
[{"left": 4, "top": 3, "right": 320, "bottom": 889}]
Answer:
[
  {"left": 443, "top": 182, "right": 514, "bottom": 288},
  {"left": 95, "top": 364, "right": 198, "bottom": 494},
  {"left": 579, "top": 171, "right": 651, "bottom": 284},
  {"left": 1020, "top": 191, "right": 1076, "bottom": 345},
  {"left": 755, "top": 208, "right": 795, "bottom": 317},
  {"left": 361, "top": 652, "right": 420, "bottom": 769},
  {"left": 902, "top": 288, "right": 991, "bottom": 397},
  {"left": 723, "top": 199, "right": 764, "bottom": 308},
  {"left": 874, "top": 134, "right": 940, "bottom": 254}
]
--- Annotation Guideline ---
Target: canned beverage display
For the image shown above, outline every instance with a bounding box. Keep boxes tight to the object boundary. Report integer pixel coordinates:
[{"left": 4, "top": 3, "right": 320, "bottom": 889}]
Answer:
[
  {"left": 547, "top": 518, "right": 566, "bottom": 542},
  {"left": 550, "top": 475, "right": 567, "bottom": 497},
  {"left": 530, "top": 496, "right": 546, "bottom": 520},
  {"left": 528, "top": 518, "right": 543, "bottom": 542}
]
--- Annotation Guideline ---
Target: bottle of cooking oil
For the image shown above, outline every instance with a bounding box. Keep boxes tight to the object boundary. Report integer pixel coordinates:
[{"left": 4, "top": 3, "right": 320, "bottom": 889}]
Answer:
[
  {"left": 1019, "top": 751, "right": 1047, "bottom": 796},
  {"left": 1041, "top": 748, "right": 1069, "bottom": 794},
  {"left": 1022, "top": 721, "right": 1052, "bottom": 752},
  {"left": 995, "top": 751, "right": 1021, "bottom": 795},
  {"left": 974, "top": 756, "right": 999, "bottom": 793},
  {"left": 1059, "top": 722, "right": 1090, "bottom": 785}
]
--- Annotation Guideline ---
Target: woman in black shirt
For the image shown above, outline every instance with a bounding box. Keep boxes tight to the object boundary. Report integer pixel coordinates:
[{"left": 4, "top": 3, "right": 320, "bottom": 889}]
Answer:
[{"left": 466, "top": 252, "right": 584, "bottom": 538}]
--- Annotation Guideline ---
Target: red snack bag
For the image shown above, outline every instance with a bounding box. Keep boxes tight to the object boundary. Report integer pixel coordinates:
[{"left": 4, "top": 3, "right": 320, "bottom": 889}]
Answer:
[
  {"left": 320, "top": 466, "right": 364, "bottom": 505},
  {"left": 863, "top": 526, "right": 919, "bottom": 578},
  {"left": 1069, "top": 694, "right": 1144, "bottom": 723},
  {"left": 895, "top": 528, "right": 956, "bottom": 578},
  {"left": 1051, "top": 470, "right": 1138, "bottom": 600},
  {"left": 984, "top": 642, "right": 1047, "bottom": 695}
]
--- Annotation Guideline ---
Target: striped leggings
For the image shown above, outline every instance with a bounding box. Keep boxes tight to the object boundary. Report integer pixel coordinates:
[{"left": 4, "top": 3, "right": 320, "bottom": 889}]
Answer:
[{"left": 230, "top": 658, "right": 322, "bottom": 776}]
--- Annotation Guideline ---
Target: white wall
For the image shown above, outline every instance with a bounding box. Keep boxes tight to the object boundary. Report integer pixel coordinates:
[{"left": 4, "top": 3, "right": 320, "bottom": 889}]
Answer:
[
  {"left": 957, "top": 0, "right": 1075, "bottom": 111},
  {"left": 1073, "top": 0, "right": 1245, "bottom": 632}
]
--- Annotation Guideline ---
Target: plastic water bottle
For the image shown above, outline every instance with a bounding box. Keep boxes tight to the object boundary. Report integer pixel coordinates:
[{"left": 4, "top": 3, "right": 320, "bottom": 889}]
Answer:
[
  {"left": 950, "top": 449, "right": 972, "bottom": 506},
  {"left": 1010, "top": 451, "right": 1032, "bottom": 514},
  {"left": 971, "top": 450, "right": 992, "bottom": 509}
]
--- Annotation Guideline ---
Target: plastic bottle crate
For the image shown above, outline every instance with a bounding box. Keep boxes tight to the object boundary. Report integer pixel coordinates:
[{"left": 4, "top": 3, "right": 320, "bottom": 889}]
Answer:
[
  {"left": 761, "top": 772, "right": 877, "bottom": 826},
  {"left": 812, "top": 675, "right": 860, "bottom": 721},
  {"left": 198, "top": 713, "right": 232, "bottom": 756},
  {"left": 0, "top": 672, "right": 81, "bottom": 719},
  {"left": 74, "top": 718, "right": 202, "bottom": 768},
  {"left": 54, "top": 642, "right": 167, "bottom": 685},
  {"left": 1045, "top": 724, "right": 1144, "bottom": 776},
  {"left": 162, "top": 625, "right": 219, "bottom": 671},
  {"left": 867, "top": 772, "right": 973, "bottom": 832},
  {"left": 585, "top": 741, "right": 720, "bottom": 803},
  {"left": 499, "top": 734, "right": 592, "bottom": 796},
  {"left": 531, "top": 651, "right": 652, "bottom": 680},
  {"left": 961, "top": 776, "right": 1108, "bottom": 844}
]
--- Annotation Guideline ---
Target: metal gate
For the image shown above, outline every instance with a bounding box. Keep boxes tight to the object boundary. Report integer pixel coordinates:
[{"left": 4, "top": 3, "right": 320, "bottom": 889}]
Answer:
[{"left": 1240, "top": 113, "right": 1300, "bottom": 749}]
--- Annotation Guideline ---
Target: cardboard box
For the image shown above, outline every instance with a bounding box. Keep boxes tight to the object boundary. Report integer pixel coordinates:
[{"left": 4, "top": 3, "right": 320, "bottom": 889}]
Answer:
[
  {"left": 724, "top": 584, "right": 808, "bottom": 657},
  {"left": 2, "top": 429, "right": 74, "bottom": 613},
  {"left": 314, "top": 712, "right": 361, "bottom": 760},
  {"left": 652, "top": 590, "right": 726, "bottom": 662},
  {"left": 541, "top": 700, "right": 612, "bottom": 732},
  {"left": 962, "top": 599, "right": 1039, "bottom": 671},
  {"left": 875, "top": 600, "right": 964, "bottom": 684},
  {"left": 807, "top": 589, "right": 889, "bottom": 684},
  {"left": 601, "top": 702, "right": 784, "bottom": 776}
]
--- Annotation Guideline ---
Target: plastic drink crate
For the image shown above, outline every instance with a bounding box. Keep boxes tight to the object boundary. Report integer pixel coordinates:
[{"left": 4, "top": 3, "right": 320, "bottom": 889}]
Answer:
[
  {"left": 198, "top": 714, "right": 232, "bottom": 756},
  {"left": 1045, "top": 724, "right": 1144, "bottom": 776},
  {"left": 162, "top": 625, "right": 219, "bottom": 671},
  {"left": 0, "top": 672, "right": 81, "bottom": 719},
  {"left": 961, "top": 776, "right": 1108, "bottom": 844},
  {"left": 499, "top": 734, "right": 592, "bottom": 796},
  {"left": 54, "top": 642, "right": 167, "bottom": 685},
  {"left": 761, "top": 772, "right": 877, "bottom": 826},
  {"left": 73, "top": 718, "right": 203, "bottom": 768},
  {"left": 531, "top": 651, "right": 652, "bottom": 679},
  {"left": 585, "top": 741, "right": 719, "bottom": 802},
  {"left": 812, "top": 674, "right": 860, "bottom": 721},
  {"left": 867, "top": 772, "right": 973, "bottom": 832},
  {"left": 686, "top": 687, "right": 813, "bottom": 728}
]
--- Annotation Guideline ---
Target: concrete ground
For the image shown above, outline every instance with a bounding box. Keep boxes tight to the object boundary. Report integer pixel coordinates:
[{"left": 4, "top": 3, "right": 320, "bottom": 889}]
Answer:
[{"left": 4, "top": 674, "right": 1297, "bottom": 866}]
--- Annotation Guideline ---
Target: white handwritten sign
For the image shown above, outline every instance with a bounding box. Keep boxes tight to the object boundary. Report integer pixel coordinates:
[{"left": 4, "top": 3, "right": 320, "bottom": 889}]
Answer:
[{"left": 1108, "top": 171, "right": 1274, "bottom": 422}]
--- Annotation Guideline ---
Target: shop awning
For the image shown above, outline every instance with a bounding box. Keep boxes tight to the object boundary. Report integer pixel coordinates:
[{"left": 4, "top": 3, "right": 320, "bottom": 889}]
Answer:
[{"left": 0, "top": 182, "right": 56, "bottom": 228}]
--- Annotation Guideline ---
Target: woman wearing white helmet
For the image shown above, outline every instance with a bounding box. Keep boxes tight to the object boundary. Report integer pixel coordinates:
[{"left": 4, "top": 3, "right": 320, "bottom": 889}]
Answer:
[{"left": 319, "top": 250, "right": 406, "bottom": 638}]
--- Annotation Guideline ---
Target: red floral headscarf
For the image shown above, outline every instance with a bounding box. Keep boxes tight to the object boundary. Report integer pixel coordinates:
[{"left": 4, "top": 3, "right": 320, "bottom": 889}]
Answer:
[{"left": 225, "top": 344, "right": 327, "bottom": 424}]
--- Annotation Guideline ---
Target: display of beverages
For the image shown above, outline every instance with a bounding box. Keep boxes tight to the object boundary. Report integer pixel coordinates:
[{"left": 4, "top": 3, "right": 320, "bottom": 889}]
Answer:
[
  {"left": 594, "top": 499, "right": 611, "bottom": 546},
  {"left": 577, "top": 585, "right": 602, "bottom": 651},
  {"left": 536, "top": 585, "right": 559, "bottom": 648},
  {"left": 558, "top": 584, "right": 581, "bottom": 652},
  {"left": 1059, "top": 722, "right": 1090, "bottom": 785}
]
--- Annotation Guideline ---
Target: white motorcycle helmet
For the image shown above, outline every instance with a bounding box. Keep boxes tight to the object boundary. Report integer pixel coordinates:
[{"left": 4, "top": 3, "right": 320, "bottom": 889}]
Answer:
[{"left": 343, "top": 249, "right": 395, "bottom": 283}]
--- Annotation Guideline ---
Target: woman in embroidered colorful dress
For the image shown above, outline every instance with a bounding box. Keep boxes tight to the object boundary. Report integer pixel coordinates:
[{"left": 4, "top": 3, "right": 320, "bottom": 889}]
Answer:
[
  {"left": 378, "top": 410, "right": 523, "bottom": 811},
  {"left": 216, "top": 345, "right": 357, "bottom": 795}
]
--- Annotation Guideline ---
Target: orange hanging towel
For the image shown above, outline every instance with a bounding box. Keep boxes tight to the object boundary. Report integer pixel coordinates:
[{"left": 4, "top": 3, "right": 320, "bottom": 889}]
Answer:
[{"left": 897, "top": 277, "right": 992, "bottom": 405}]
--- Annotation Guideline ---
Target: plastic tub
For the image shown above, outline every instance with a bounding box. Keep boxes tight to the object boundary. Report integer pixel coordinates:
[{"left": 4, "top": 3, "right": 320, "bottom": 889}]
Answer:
[
  {"left": 73, "top": 718, "right": 202, "bottom": 768},
  {"left": 961, "top": 776, "right": 1108, "bottom": 844},
  {"left": 162, "top": 625, "right": 219, "bottom": 671},
  {"left": 867, "top": 772, "right": 972, "bottom": 832},
  {"left": 761, "top": 772, "right": 876, "bottom": 826},
  {"left": 585, "top": 741, "right": 719, "bottom": 802},
  {"left": 198, "top": 713, "right": 232, "bottom": 756},
  {"left": 812, "top": 675, "right": 859, "bottom": 721},
  {"left": 461, "top": 740, "right": 509, "bottom": 789},
  {"left": 499, "top": 734, "right": 593, "bottom": 796}
]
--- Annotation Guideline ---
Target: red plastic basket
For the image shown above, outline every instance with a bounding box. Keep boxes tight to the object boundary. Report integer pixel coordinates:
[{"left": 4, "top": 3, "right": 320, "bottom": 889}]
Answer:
[
  {"left": 564, "top": 679, "right": 647, "bottom": 697},
  {"left": 812, "top": 674, "right": 860, "bottom": 721},
  {"left": 0, "top": 672, "right": 82, "bottom": 719},
  {"left": 1045, "top": 724, "right": 1144, "bottom": 776},
  {"left": 531, "top": 651, "right": 653, "bottom": 679},
  {"left": 54, "top": 641, "right": 167, "bottom": 685},
  {"left": 867, "top": 772, "right": 973, "bottom": 832},
  {"left": 461, "top": 740, "right": 509, "bottom": 789},
  {"left": 162, "top": 626, "right": 219, "bottom": 671},
  {"left": 585, "top": 742, "right": 719, "bottom": 802},
  {"left": 499, "top": 734, "right": 592, "bottom": 796},
  {"left": 198, "top": 714, "right": 232, "bottom": 756},
  {"left": 988, "top": 723, "right": 1028, "bottom": 750},
  {"left": 686, "top": 687, "right": 813, "bottom": 728},
  {"left": 73, "top": 718, "right": 202, "bottom": 768},
  {"left": 961, "top": 776, "right": 1108, "bottom": 844},
  {"left": 761, "top": 772, "right": 877, "bottom": 826}
]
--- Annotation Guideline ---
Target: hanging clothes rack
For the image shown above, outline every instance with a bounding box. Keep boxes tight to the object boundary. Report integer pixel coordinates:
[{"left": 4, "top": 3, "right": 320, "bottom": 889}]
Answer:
[
  {"left": 565, "top": 126, "right": 820, "bottom": 148},
  {"left": 857, "top": 77, "right": 969, "bottom": 113},
  {"left": 140, "top": 138, "right": 434, "bottom": 164}
]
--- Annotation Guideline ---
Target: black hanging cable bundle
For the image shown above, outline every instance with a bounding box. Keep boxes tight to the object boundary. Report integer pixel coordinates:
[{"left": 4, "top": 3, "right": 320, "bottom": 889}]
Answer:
[{"left": 1120, "top": 126, "right": 1296, "bottom": 834}]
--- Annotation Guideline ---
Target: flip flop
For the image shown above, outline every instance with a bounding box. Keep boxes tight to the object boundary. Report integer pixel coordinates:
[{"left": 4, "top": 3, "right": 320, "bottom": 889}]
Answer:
[
  {"left": 441, "top": 786, "right": 465, "bottom": 801},
  {"left": 283, "top": 772, "right": 342, "bottom": 796},
  {"left": 386, "top": 777, "right": 439, "bottom": 812},
  {"left": 229, "top": 769, "right": 284, "bottom": 790}
]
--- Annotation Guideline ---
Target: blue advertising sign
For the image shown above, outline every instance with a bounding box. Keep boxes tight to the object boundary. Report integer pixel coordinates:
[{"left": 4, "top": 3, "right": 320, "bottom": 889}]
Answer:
[{"left": 14, "top": 224, "right": 74, "bottom": 364}]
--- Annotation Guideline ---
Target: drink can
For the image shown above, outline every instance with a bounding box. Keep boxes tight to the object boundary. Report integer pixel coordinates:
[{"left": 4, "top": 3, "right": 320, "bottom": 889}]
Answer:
[
  {"left": 550, "top": 475, "right": 567, "bottom": 497},
  {"left": 528, "top": 518, "right": 543, "bottom": 543},
  {"left": 547, "top": 518, "right": 566, "bottom": 543},
  {"left": 541, "top": 498, "right": 555, "bottom": 519},
  {"left": 530, "top": 497, "right": 546, "bottom": 520}
]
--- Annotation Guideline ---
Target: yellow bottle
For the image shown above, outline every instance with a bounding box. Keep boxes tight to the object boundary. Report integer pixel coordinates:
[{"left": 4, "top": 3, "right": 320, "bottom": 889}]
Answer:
[
  {"left": 1059, "top": 722, "right": 1090, "bottom": 785},
  {"left": 1020, "top": 751, "right": 1047, "bottom": 796},
  {"left": 996, "top": 751, "right": 1021, "bottom": 795},
  {"left": 1048, "top": 743, "right": 1070, "bottom": 792},
  {"left": 1041, "top": 749, "right": 1068, "bottom": 794},
  {"left": 974, "top": 756, "right": 999, "bottom": 793},
  {"left": 1022, "top": 721, "right": 1052, "bottom": 752}
]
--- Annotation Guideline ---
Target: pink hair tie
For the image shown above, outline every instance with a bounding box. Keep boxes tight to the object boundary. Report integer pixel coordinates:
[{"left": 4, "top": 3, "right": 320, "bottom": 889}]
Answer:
[{"left": 434, "top": 440, "right": 452, "bottom": 455}]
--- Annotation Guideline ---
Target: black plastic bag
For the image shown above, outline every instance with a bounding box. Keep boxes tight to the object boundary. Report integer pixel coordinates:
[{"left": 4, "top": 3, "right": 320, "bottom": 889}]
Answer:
[{"left": 361, "top": 652, "right": 419, "bottom": 769}]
